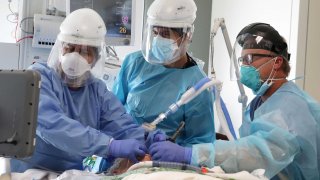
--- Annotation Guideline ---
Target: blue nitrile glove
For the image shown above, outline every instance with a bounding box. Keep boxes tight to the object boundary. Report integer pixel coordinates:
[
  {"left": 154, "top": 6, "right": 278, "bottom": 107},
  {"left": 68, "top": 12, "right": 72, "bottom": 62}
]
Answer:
[
  {"left": 109, "top": 139, "right": 147, "bottom": 163},
  {"left": 149, "top": 141, "right": 192, "bottom": 164},
  {"left": 145, "top": 129, "right": 167, "bottom": 148}
]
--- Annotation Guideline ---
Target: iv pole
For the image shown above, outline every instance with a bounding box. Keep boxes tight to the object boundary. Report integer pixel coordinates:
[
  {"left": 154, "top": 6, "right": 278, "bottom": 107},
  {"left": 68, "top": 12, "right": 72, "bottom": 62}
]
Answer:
[{"left": 209, "top": 18, "right": 248, "bottom": 126}]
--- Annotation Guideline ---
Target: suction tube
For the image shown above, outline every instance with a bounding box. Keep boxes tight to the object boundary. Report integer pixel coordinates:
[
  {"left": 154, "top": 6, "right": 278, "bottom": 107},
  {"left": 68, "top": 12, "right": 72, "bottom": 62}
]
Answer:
[
  {"left": 220, "top": 97, "right": 237, "bottom": 140},
  {"left": 213, "top": 84, "right": 237, "bottom": 140}
]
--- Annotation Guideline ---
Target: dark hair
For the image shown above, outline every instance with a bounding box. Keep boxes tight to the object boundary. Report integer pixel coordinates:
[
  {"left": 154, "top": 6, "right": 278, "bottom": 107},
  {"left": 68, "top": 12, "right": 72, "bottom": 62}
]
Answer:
[{"left": 237, "top": 23, "right": 290, "bottom": 61}]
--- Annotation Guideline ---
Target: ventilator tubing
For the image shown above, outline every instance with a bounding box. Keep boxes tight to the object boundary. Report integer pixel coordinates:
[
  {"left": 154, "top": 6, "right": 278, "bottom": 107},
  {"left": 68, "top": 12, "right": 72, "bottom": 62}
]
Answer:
[
  {"left": 143, "top": 77, "right": 212, "bottom": 131},
  {"left": 213, "top": 85, "right": 237, "bottom": 140},
  {"left": 127, "top": 161, "right": 212, "bottom": 174}
]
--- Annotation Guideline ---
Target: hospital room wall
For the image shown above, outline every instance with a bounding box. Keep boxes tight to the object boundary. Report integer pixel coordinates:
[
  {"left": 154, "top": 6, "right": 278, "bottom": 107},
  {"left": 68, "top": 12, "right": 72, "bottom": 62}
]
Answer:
[
  {"left": 302, "top": 0, "right": 320, "bottom": 101},
  {"left": 286, "top": 0, "right": 320, "bottom": 102}
]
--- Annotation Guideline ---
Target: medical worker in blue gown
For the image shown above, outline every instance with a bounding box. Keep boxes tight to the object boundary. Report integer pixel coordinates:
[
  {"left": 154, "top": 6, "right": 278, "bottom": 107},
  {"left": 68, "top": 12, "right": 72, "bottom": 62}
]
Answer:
[
  {"left": 10, "top": 8, "right": 148, "bottom": 172},
  {"left": 149, "top": 23, "right": 320, "bottom": 179},
  {"left": 112, "top": 0, "right": 215, "bottom": 163}
]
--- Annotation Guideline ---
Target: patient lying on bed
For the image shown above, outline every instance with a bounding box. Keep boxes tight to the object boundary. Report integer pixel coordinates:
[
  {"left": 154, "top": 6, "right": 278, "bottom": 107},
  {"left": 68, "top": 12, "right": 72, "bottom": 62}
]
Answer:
[{"left": 5, "top": 155, "right": 268, "bottom": 180}]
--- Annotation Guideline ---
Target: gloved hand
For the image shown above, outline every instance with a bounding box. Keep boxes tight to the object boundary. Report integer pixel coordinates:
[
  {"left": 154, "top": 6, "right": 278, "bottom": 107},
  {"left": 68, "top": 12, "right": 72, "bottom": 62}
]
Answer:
[
  {"left": 145, "top": 129, "right": 167, "bottom": 148},
  {"left": 109, "top": 139, "right": 147, "bottom": 163},
  {"left": 149, "top": 141, "right": 192, "bottom": 164}
]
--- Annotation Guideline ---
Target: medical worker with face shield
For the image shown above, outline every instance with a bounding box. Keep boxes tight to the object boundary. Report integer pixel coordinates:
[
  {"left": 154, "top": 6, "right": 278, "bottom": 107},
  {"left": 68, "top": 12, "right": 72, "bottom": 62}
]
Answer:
[
  {"left": 10, "top": 8, "right": 148, "bottom": 172},
  {"left": 150, "top": 23, "right": 320, "bottom": 179},
  {"left": 112, "top": 0, "right": 215, "bottom": 163}
]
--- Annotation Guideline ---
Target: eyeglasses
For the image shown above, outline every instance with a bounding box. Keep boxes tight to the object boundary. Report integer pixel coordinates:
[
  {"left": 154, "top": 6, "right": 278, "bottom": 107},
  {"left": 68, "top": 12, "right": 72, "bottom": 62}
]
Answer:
[
  {"left": 62, "top": 43, "right": 98, "bottom": 58},
  {"left": 152, "top": 26, "right": 181, "bottom": 39},
  {"left": 238, "top": 53, "right": 276, "bottom": 65}
]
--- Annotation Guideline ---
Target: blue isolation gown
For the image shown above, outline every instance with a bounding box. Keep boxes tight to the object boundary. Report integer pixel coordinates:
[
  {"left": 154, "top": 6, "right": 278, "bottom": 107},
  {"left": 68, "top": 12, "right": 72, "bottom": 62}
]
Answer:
[
  {"left": 191, "top": 81, "right": 320, "bottom": 179},
  {"left": 10, "top": 62, "right": 145, "bottom": 172},
  {"left": 112, "top": 51, "right": 215, "bottom": 147}
]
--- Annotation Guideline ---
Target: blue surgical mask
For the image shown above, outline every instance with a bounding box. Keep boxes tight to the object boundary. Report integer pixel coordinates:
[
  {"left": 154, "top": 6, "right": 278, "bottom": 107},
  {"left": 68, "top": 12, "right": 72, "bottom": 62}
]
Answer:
[
  {"left": 240, "top": 65, "right": 262, "bottom": 93},
  {"left": 240, "top": 58, "right": 276, "bottom": 95},
  {"left": 151, "top": 36, "right": 179, "bottom": 64},
  {"left": 255, "top": 80, "right": 274, "bottom": 96}
]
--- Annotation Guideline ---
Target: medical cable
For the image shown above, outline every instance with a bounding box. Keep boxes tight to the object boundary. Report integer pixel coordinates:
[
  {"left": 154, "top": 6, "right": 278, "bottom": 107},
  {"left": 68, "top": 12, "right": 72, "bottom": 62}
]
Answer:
[{"left": 19, "top": 17, "right": 34, "bottom": 34}]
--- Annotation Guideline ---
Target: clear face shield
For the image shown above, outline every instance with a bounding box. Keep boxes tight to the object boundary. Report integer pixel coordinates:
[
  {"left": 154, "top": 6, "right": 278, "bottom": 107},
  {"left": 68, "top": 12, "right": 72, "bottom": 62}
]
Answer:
[
  {"left": 47, "top": 39, "right": 106, "bottom": 88},
  {"left": 230, "top": 33, "right": 280, "bottom": 81},
  {"left": 141, "top": 22, "right": 193, "bottom": 65}
]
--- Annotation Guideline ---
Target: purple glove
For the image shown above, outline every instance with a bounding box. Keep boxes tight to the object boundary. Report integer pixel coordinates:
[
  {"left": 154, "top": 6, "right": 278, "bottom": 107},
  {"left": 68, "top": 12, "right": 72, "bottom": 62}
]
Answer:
[
  {"left": 145, "top": 129, "right": 167, "bottom": 148},
  {"left": 149, "top": 141, "right": 192, "bottom": 164},
  {"left": 109, "top": 139, "right": 147, "bottom": 163}
]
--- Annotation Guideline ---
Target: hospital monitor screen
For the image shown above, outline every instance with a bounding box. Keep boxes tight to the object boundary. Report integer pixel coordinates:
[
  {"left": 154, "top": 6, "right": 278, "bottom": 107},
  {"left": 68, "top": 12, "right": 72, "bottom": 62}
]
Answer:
[
  {"left": 66, "top": 0, "right": 134, "bottom": 46},
  {"left": 0, "top": 70, "right": 40, "bottom": 158}
]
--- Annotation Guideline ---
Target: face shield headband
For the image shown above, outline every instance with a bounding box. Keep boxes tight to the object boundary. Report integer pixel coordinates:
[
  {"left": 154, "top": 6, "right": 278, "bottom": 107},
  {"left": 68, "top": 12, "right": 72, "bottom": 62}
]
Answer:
[{"left": 237, "top": 34, "right": 290, "bottom": 61}]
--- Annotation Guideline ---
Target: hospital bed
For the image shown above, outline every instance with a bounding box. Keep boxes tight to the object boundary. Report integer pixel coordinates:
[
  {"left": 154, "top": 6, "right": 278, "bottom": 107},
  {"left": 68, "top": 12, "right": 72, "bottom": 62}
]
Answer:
[{"left": 3, "top": 159, "right": 267, "bottom": 180}]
